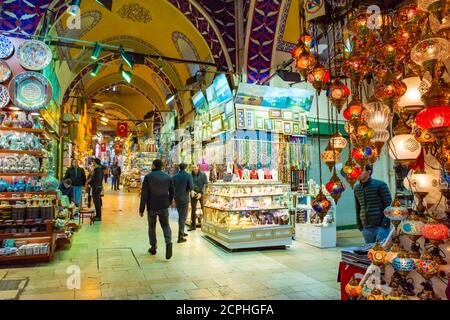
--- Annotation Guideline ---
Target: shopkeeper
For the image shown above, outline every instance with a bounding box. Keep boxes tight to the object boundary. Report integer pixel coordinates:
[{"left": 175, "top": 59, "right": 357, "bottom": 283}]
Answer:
[
  {"left": 64, "top": 159, "right": 87, "bottom": 207},
  {"left": 354, "top": 164, "right": 392, "bottom": 244},
  {"left": 188, "top": 164, "right": 208, "bottom": 231}
]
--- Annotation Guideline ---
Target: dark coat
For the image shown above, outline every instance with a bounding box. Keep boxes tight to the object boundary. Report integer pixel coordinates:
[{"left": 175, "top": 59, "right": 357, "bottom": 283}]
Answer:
[
  {"left": 140, "top": 169, "right": 174, "bottom": 212},
  {"left": 111, "top": 164, "right": 121, "bottom": 177},
  {"left": 64, "top": 166, "right": 86, "bottom": 187},
  {"left": 89, "top": 166, "right": 104, "bottom": 190},
  {"left": 191, "top": 171, "right": 208, "bottom": 193},
  {"left": 172, "top": 170, "right": 193, "bottom": 205},
  {"left": 354, "top": 178, "right": 392, "bottom": 229},
  {"left": 59, "top": 182, "right": 73, "bottom": 203}
]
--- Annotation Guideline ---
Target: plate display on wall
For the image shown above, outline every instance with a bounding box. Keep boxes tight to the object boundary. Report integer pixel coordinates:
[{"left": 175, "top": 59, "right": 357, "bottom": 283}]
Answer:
[
  {"left": 0, "top": 60, "right": 12, "bottom": 83},
  {"left": 17, "top": 40, "right": 52, "bottom": 71},
  {"left": 9, "top": 72, "right": 52, "bottom": 111},
  {"left": 0, "top": 85, "right": 10, "bottom": 108},
  {"left": 0, "top": 35, "right": 14, "bottom": 59}
]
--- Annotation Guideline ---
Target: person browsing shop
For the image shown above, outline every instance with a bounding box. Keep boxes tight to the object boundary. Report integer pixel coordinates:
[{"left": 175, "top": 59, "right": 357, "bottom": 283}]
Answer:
[
  {"left": 172, "top": 163, "right": 193, "bottom": 243},
  {"left": 111, "top": 161, "right": 122, "bottom": 191},
  {"left": 354, "top": 164, "right": 392, "bottom": 244},
  {"left": 59, "top": 178, "right": 73, "bottom": 203},
  {"left": 64, "top": 159, "right": 86, "bottom": 208},
  {"left": 89, "top": 158, "right": 104, "bottom": 221},
  {"left": 188, "top": 164, "right": 208, "bottom": 231},
  {"left": 139, "top": 159, "right": 174, "bottom": 260}
]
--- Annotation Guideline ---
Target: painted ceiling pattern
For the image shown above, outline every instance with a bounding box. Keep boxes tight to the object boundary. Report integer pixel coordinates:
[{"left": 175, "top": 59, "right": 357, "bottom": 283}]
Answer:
[
  {"left": 117, "top": 3, "right": 152, "bottom": 23},
  {"left": 246, "top": 0, "right": 282, "bottom": 84}
]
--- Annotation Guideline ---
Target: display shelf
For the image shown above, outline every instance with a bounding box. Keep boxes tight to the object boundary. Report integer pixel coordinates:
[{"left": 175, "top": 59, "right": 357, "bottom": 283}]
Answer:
[
  {"left": 207, "top": 193, "right": 285, "bottom": 198},
  {"left": 0, "top": 221, "right": 53, "bottom": 239},
  {"left": 0, "top": 150, "right": 45, "bottom": 156},
  {"left": 0, "top": 173, "right": 47, "bottom": 177},
  {"left": 204, "top": 205, "right": 288, "bottom": 212},
  {"left": 0, "top": 127, "right": 45, "bottom": 134},
  {"left": 0, "top": 191, "right": 57, "bottom": 199},
  {"left": 0, "top": 253, "right": 51, "bottom": 263},
  {"left": 203, "top": 181, "right": 292, "bottom": 250}
]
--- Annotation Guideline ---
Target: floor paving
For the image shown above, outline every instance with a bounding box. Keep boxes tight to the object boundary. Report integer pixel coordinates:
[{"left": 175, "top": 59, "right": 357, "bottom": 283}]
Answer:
[{"left": 0, "top": 186, "right": 364, "bottom": 300}]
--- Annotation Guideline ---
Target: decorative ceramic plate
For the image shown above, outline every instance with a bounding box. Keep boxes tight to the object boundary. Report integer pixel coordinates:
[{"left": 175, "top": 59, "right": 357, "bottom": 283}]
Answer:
[
  {"left": 0, "top": 60, "right": 12, "bottom": 83},
  {"left": 0, "top": 35, "right": 14, "bottom": 59},
  {"left": 17, "top": 40, "right": 52, "bottom": 71},
  {"left": 9, "top": 72, "right": 52, "bottom": 111},
  {"left": 0, "top": 85, "right": 10, "bottom": 108}
]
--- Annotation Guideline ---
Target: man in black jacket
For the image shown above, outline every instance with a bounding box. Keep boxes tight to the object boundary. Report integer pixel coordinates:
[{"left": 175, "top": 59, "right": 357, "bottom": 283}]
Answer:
[
  {"left": 188, "top": 164, "right": 208, "bottom": 231},
  {"left": 354, "top": 164, "right": 392, "bottom": 244},
  {"left": 64, "top": 159, "right": 86, "bottom": 207},
  {"left": 111, "top": 161, "right": 122, "bottom": 191},
  {"left": 89, "top": 158, "right": 104, "bottom": 221},
  {"left": 172, "top": 163, "right": 193, "bottom": 243},
  {"left": 139, "top": 159, "right": 174, "bottom": 259}
]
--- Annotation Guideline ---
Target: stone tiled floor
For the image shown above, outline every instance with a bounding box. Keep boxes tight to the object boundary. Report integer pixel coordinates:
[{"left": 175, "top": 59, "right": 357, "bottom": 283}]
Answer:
[{"left": 0, "top": 187, "right": 363, "bottom": 300}]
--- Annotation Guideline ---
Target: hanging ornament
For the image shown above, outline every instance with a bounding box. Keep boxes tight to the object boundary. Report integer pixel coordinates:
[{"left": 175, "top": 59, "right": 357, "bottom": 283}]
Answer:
[
  {"left": 394, "top": 1, "right": 428, "bottom": 34},
  {"left": 307, "top": 63, "right": 331, "bottom": 94},
  {"left": 325, "top": 170, "right": 346, "bottom": 204},
  {"left": 311, "top": 188, "right": 332, "bottom": 221},
  {"left": 321, "top": 142, "right": 341, "bottom": 171},
  {"left": 294, "top": 51, "right": 316, "bottom": 78},
  {"left": 374, "top": 77, "right": 407, "bottom": 111},
  {"left": 341, "top": 156, "right": 362, "bottom": 188},
  {"left": 328, "top": 79, "right": 350, "bottom": 112},
  {"left": 329, "top": 131, "right": 347, "bottom": 151},
  {"left": 371, "top": 130, "right": 390, "bottom": 154},
  {"left": 343, "top": 96, "right": 364, "bottom": 121},
  {"left": 342, "top": 53, "right": 370, "bottom": 86}
]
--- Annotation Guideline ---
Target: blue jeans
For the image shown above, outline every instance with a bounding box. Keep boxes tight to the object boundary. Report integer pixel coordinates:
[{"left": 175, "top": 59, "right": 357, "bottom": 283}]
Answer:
[
  {"left": 73, "top": 186, "right": 83, "bottom": 207},
  {"left": 362, "top": 226, "right": 390, "bottom": 244}
]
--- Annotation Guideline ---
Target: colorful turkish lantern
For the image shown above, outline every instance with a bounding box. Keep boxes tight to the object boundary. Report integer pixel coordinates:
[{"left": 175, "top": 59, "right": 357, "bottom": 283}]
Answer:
[
  {"left": 311, "top": 189, "right": 332, "bottom": 221},
  {"left": 341, "top": 157, "right": 362, "bottom": 188},
  {"left": 329, "top": 131, "right": 347, "bottom": 151},
  {"left": 417, "top": 250, "right": 440, "bottom": 280},
  {"left": 307, "top": 63, "right": 330, "bottom": 94},
  {"left": 394, "top": 1, "right": 428, "bottom": 33},
  {"left": 374, "top": 78, "right": 407, "bottom": 109},
  {"left": 342, "top": 53, "right": 370, "bottom": 85},
  {"left": 415, "top": 106, "right": 450, "bottom": 132},
  {"left": 403, "top": 170, "right": 438, "bottom": 193},
  {"left": 368, "top": 242, "right": 387, "bottom": 266},
  {"left": 411, "top": 37, "right": 450, "bottom": 73},
  {"left": 414, "top": 128, "right": 436, "bottom": 153},
  {"left": 321, "top": 143, "right": 341, "bottom": 171},
  {"left": 343, "top": 97, "right": 363, "bottom": 121},
  {"left": 328, "top": 79, "right": 350, "bottom": 112},
  {"left": 421, "top": 221, "right": 449, "bottom": 242},
  {"left": 392, "top": 250, "right": 416, "bottom": 276},
  {"left": 295, "top": 51, "right": 316, "bottom": 78},
  {"left": 325, "top": 171, "right": 346, "bottom": 204},
  {"left": 345, "top": 276, "right": 362, "bottom": 300}
]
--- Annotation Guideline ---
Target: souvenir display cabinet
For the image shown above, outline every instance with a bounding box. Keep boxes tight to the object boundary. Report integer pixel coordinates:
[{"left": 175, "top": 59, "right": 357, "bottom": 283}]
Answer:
[{"left": 202, "top": 181, "right": 293, "bottom": 250}]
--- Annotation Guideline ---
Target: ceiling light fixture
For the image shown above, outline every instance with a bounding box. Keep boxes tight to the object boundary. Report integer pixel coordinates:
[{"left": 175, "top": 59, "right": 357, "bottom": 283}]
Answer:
[
  {"left": 91, "top": 63, "right": 101, "bottom": 76},
  {"left": 68, "top": 0, "right": 81, "bottom": 16},
  {"left": 91, "top": 43, "right": 102, "bottom": 60},
  {"left": 8, "top": 106, "right": 21, "bottom": 111},
  {"left": 119, "top": 46, "right": 133, "bottom": 69},
  {"left": 99, "top": 120, "right": 108, "bottom": 125},
  {"left": 100, "top": 116, "right": 109, "bottom": 123},
  {"left": 119, "top": 65, "right": 132, "bottom": 83},
  {"left": 95, "top": 0, "right": 112, "bottom": 11},
  {"left": 165, "top": 91, "right": 177, "bottom": 105},
  {"left": 92, "top": 100, "right": 103, "bottom": 106}
]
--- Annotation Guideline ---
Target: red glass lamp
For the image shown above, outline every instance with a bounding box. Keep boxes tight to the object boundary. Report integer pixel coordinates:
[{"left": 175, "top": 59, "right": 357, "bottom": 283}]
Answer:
[
  {"left": 328, "top": 79, "right": 350, "bottom": 112},
  {"left": 307, "top": 63, "right": 330, "bottom": 94},
  {"left": 422, "top": 219, "right": 449, "bottom": 265},
  {"left": 343, "top": 97, "right": 363, "bottom": 120},
  {"left": 415, "top": 106, "right": 450, "bottom": 138},
  {"left": 325, "top": 171, "right": 346, "bottom": 204}
]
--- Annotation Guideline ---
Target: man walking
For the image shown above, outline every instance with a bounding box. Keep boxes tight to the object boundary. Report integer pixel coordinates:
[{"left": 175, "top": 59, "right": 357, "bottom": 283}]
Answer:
[
  {"left": 139, "top": 159, "right": 174, "bottom": 259},
  {"left": 188, "top": 164, "right": 208, "bottom": 231},
  {"left": 89, "top": 158, "right": 104, "bottom": 221},
  {"left": 111, "top": 161, "right": 122, "bottom": 191},
  {"left": 64, "top": 159, "right": 86, "bottom": 207},
  {"left": 354, "top": 164, "right": 392, "bottom": 244},
  {"left": 172, "top": 163, "right": 193, "bottom": 243}
]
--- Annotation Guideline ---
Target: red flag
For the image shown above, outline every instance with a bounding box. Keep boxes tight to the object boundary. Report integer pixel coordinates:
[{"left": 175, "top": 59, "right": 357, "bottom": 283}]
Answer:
[
  {"left": 117, "top": 122, "right": 128, "bottom": 138},
  {"left": 100, "top": 143, "right": 106, "bottom": 153}
]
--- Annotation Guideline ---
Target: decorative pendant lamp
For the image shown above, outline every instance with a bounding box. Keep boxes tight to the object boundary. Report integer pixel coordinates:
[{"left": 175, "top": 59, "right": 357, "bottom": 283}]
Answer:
[
  {"left": 371, "top": 130, "right": 390, "bottom": 154},
  {"left": 365, "top": 100, "right": 391, "bottom": 132},
  {"left": 328, "top": 79, "right": 350, "bottom": 113},
  {"left": 411, "top": 37, "right": 450, "bottom": 75},
  {"left": 414, "top": 128, "right": 436, "bottom": 153},
  {"left": 345, "top": 276, "right": 362, "bottom": 300},
  {"left": 384, "top": 198, "right": 410, "bottom": 242},
  {"left": 421, "top": 218, "right": 449, "bottom": 265},
  {"left": 392, "top": 250, "right": 416, "bottom": 293},
  {"left": 367, "top": 242, "right": 387, "bottom": 266},
  {"left": 419, "top": 0, "right": 450, "bottom": 37},
  {"left": 374, "top": 78, "right": 407, "bottom": 111},
  {"left": 343, "top": 96, "right": 364, "bottom": 121},
  {"left": 311, "top": 189, "right": 332, "bottom": 221},
  {"left": 307, "top": 63, "right": 330, "bottom": 94},
  {"left": 436, "top": 144, "right": 450, "bottom": 172},
  {"left": 341, "top": 155, "right": 362, "bottom": 188},
  {"left": 403, "top": 169, "right": 438, "bottom": 215},
  {"left": 388, "top": 118, "right": 422, "bottom": 166},
  {"left": 395, "top": 1, "right": 428, "bottom": 34},
  {"left": 325, "top": 170, "right": 346, "bottom": 204},
  {"left": 417, "top": 249, "right": 440, "bottom": 280},
  {"left": 321, "top": 142, "right": 341, "bottom": 171},
  {"left": 342, "top": 53, "right": 370, "bottom": 86},
  {"left": 329, "top": 131, "right": 347, "bottom": 152},
  {"left": 415, "top": 106, "right": 450, "bottom": 138},
  {"left": 294, "top": 51, "right": 316, "bottom": 79},
  {"left": 400, "top": 213, "right": 425, "bottom": 258},
  {"left": 398, "top": 76, "right": 430, "bottom": 114}
]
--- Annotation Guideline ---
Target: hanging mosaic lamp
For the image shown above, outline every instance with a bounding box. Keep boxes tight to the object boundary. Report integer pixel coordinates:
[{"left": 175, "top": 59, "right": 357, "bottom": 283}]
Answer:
[
  {"left": 414, "top": 128, "right": 436, "bottom": 153},
  {"left": 374, "top": 78, "right": 407, "bottom": 111},
  {"left": 411, "top": 37, "right": 450, "bottom": 75},
  {"left": 328, "top": 79, "right": 350, "bottom": 113},
  {"left": 325, "top": 170, "right": 346, "bottom": 204},
  {"left": 417, "top": 249, "right": 440, "bottom": 280},
  {"left": 342, "top": 53, "right": 370, "bottom": 85},
  {"left": 311, "top": 189, "right": 332, "bottom": 222},
  {"left": 321, "top": 142, "right": 340, "bottom": 172},
  {"left": 419, "top": 0, "right": 450, "bottom": 35},
  {"left": 307, "top": 63, "right": 330, "bottom": 94},
  {"left": 356, "top": 124, "right": 376, "bottom": 147},
  {"left": 341, "top": 156, "right": 362, "bottom": 188},
  {"left": 343, "top": 96, "right": 363, "bottom": 121},
  {"left": 415, "top": 106, "right": 450, "bottom": 136},
  {"left": 329, "top": 131, "right": 347, "bottom": 152},
  {"left": 295, "top": 51, "right": 316, "bottom": 78},
  {"left": 395, "top": 1, "right": 428, "bottom": 33}
]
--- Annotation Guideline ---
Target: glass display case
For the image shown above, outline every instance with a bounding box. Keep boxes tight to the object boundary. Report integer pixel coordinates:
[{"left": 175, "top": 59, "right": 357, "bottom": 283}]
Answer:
[{"left": 202, "top": 181, "right": 293, "bottom": 249}]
